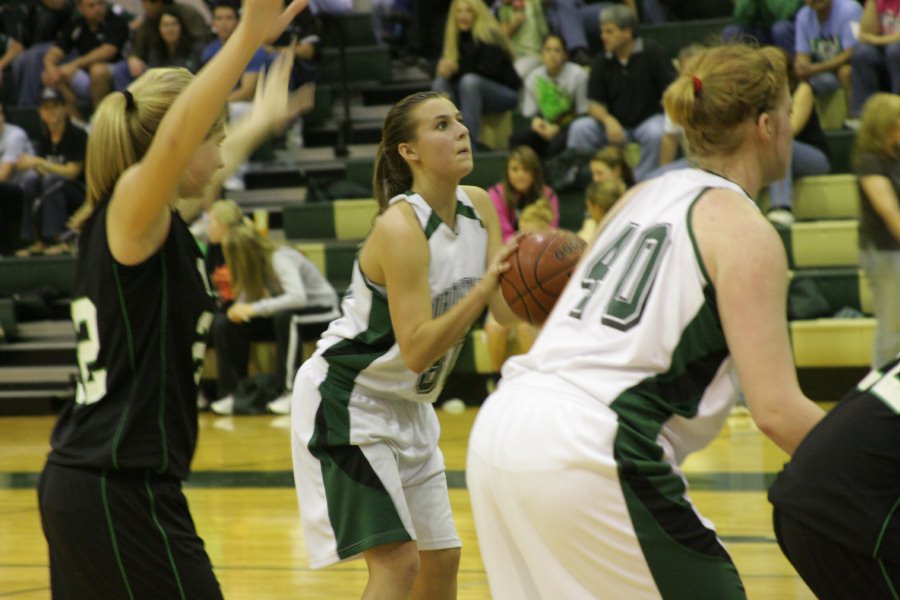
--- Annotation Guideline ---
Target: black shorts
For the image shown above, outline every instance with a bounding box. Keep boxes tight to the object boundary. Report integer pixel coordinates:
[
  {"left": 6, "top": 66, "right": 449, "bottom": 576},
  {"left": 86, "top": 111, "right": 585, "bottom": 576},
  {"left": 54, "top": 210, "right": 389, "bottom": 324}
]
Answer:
[
  {"left": 773, "top": 508, "right": 900, "bottom": 600},
  {"left": 38, "top": 462, "right": 222, "bottom": 600}
]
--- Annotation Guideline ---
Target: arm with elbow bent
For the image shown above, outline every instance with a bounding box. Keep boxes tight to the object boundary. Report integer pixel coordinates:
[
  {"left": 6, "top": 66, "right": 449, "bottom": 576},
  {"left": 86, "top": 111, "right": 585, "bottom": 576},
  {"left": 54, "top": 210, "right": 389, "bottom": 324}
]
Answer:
[
  {"left": 362, "top": 197, "right": 515, "bottom": 374},
  {"left": 692, "top": 189, "right": 825, "bottom": 455}
]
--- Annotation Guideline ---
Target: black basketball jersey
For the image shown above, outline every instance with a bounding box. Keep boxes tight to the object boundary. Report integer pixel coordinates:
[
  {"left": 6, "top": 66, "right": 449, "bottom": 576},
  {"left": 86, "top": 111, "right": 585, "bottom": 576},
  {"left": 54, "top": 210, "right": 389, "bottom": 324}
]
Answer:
[
  {"left": 48, "top": 200, "right": 214, "bottom": 480},
  {"left": 769, "top": 357, "right": 900, "bottom": 561}
]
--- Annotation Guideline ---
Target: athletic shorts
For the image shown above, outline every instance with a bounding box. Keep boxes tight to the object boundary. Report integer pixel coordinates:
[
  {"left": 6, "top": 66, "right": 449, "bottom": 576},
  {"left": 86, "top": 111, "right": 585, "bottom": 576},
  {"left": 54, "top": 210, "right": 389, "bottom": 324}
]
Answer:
[
  {"left": 38, "top": 462, "right": 222, "bottom": 600},
  {"left": 291, "top": 362, "right": 460, "bottom": 568},
  {"left": 467, "top": 379, "right": 745, "bottom": 600}
]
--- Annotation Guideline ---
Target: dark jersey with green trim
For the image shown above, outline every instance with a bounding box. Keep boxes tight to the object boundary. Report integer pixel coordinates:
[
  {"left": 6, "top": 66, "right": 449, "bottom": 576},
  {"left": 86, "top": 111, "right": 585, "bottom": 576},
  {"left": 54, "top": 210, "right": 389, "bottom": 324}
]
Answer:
[
  {"left": 769, "top": 357, "right": 900, "bottom": 560},
  {"left": 48, "top": 200, "right": 214, "bottom": 480}
]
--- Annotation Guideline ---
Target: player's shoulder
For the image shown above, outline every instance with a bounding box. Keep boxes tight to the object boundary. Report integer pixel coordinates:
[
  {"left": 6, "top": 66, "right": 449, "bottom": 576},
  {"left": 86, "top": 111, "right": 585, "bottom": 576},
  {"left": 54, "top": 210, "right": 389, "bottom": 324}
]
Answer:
[{"left": 460, "top": 185, "right": 495, "bottom": 220}]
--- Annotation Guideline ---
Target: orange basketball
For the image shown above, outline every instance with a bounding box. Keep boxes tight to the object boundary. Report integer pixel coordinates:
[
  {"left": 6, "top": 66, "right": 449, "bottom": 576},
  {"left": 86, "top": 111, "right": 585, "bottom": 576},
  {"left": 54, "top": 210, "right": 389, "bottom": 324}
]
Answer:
[{"left": 499, "top": 229, "right": 587, "bottom": 325}]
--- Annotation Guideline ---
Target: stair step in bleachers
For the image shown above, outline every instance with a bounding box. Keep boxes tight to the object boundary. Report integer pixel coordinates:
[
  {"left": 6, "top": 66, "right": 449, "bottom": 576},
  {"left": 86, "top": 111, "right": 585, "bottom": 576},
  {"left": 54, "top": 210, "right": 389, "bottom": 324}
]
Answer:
[
  {"left": 640, "top": 18, "right": 733, "bottom": 58},
  {"left": 759, "top": 173, "right": 859, "bottom": 219},
  {"left": 284, "top": 198, "right": 378, "bottom": 240},
  {"left": 791, "top": 267, "right": 872, "bottom": 315},
  {"left": 778, "top": 220, "right": 859, "bottom": 268},
  {"left": 791, "top": 318, "right": 875, "bottom": 368},
  {"left": 293, "top": 239, "right": 360, "bottom": 293}
]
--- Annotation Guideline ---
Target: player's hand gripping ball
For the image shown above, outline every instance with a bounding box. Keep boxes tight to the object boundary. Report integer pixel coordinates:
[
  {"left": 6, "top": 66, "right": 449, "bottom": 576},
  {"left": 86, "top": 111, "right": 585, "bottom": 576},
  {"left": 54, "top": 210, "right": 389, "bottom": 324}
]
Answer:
[{"left": 499, "top": 229, "right": 586, "bottom": 326}]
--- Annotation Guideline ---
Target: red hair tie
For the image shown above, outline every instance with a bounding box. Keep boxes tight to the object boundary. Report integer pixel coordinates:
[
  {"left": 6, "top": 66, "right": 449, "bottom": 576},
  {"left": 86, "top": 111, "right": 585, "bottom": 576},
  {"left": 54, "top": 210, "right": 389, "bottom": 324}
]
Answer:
[{"left": 692, "top": 75, "right": 702, "bottom": 96}]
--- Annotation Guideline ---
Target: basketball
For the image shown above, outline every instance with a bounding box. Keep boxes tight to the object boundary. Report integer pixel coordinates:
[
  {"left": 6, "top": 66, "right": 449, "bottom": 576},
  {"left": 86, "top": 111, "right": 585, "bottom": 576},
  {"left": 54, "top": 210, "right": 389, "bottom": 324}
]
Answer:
[{"left": 499, "top": 229, "right": 587, "bottom": 326}]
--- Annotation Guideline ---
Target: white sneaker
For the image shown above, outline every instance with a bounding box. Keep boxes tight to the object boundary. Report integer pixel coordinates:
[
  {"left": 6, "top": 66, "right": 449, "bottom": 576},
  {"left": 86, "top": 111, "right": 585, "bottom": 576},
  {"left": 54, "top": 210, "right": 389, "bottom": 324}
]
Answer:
[
  {"left": 843, "top": 118, "right": 861, "bottom": 131},
  {"left": 197, "top": 392, "right": 209, "bottom": 411},
  {"left": 767, "top": 208, "right": 795, "bottom": 226},
  {"left": 267, "top": 393, "right": 292, "bottom": 415},
  {"left": 211, "top": 395, "right": 235, "bottom": 415}
]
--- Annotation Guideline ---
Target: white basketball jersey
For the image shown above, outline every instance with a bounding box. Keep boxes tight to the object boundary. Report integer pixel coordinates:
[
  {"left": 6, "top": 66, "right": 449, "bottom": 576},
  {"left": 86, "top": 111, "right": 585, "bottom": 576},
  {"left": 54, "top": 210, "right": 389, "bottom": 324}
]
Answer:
[
  {"left": 307, "top": 187, "right": 488, "bottom": 404},
  {"left": 502, "top": 169, "right": 754, "bottom": 462}
]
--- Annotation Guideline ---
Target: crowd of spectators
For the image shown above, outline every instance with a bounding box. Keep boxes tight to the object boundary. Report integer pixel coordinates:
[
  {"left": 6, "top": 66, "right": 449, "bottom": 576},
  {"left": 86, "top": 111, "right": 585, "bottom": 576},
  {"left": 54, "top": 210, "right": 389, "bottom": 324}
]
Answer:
[{"left": 0, "top": 0, "right": 323, "bottom": 256}]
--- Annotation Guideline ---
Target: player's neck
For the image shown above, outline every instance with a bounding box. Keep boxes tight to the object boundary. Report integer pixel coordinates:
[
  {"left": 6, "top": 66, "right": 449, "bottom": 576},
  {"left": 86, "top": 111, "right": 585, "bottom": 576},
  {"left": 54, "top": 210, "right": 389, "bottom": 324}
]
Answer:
[
  {"left": 696, "top": 159, "right": 759, "bottom": 200},
  {"left": 412, "top": 177, "right": 458, "bottom": 225}
]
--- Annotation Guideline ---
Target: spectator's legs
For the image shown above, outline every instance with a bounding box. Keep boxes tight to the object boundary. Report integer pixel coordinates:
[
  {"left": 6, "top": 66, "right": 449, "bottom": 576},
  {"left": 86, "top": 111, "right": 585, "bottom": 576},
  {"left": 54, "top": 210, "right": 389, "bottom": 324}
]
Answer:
[
  {"left": 211, "top": 311, "right": 252, "bottom": 398},
  {"left": 543, "top": 0, "right": 589, "bottom": 54},
  {"left": 455, "top": 73, "right": 518, "bottom": 147},
  {"left": 0, "top": 182, "right": 24, "bottom": 255},
  {"left": 859, "top": 248, "right": 900, "bottom": 368},
  {"left": 770, "top": 20, "right": 795, "bottom": 54},
  {"left": 509, "top": 127, "right": 549, "bottom": 157},
  {"left": 110, "top": 60, "right": 134, "bottom": 92},
  {"left": 850, "top": 44, "right": 885, "bottom": 117},
  {"left": 89, "top": 62, "right": 114, "bottom": 108},
  {"left": 640, "top": 0, "right": 670, "bottom": 24},
  {"left": 272, "top": 310, "right": 295, "bottom": 394},
  {"left": 19, "top": 171, "right": 41, "bottom": 242},
  {"left": 566, "top": 115, "right": 608, "bottom": 151},
  {"left": 36, "top": 174, "right": 79, "bottom": 241},
  {"left": 12, "top": 42, "right": 53, "bottom": 106},
  {"left": 885, "top": 42, "right": 900, "bottom": 95},
  {"left": 807, "top": 71, "right": 842, "bottom": 97},
  {"left": 630, "top": 113, "right": 666, "bottom": 182},
  {"left": 768, "top": 141, "right": 831, "bottom": 211}
]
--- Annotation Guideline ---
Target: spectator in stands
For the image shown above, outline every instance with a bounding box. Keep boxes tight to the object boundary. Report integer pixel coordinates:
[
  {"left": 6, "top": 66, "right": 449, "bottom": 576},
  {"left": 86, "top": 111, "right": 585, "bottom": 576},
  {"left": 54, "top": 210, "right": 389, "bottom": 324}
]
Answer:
[
  {"left": 488, "top": 145, "right": 560, "bottom": 243},
  {"left": 201, "top": 0, "right": 270, "bottom": 119},
  {"left": 543, "top": 0, "right": 654, "bottom": 64},
  {"left": 209, "top": 223, "right": 340, "bottom": 416},
  {"left": 103, "top": 0, "right": 209, "bottom": 93},
  {"left": 0, "top": 101, "right": 35, "bottom": 254},
  {"left": 590, "top": 145, "right": 635, "bottom": 188},
  {"left": 510, "top": 33, "right": 588, "bottom": 159},
  {"left": 766, "top": 52, "right": 832, "bottom": 226},
  {"left": 41, "top": 0, "right": 130, "bottom": 116},
  {"left": 576, "top": 178, "right": 625, "bottom": 241},
  {"left": 9, "top": 0, "right": 73, "bottom": 107},
  {"left": 497, "top": 0, "right": 548, "bottom": 77},
  {"left": 14, "top": 88, "right": 86, "bottom": 256},
  {"left": 853, "top": 93, "right": 900, "bottom": 367},
  {"left": 432, "top": 0, "right": 521, "bottom": 151},
  {"left": 0, "top": 6, "right": 25, "bottom": 93},
  {"left": 566, "top": 4, "right": 674, "bottom": 181},
  {"left": 409, "top": 0, "right": 451, "bottom": 68},
  {"left": 769, "top": 356, "right": 900, "bottom": 600},
  {"left": 794, "top": 0, "right": 863, "bottom": 115},
  {"left": 723, "top": 0, "right": 801, "bottom": 52},
  {"left": 266, "top": 7, "right": 320, "bottom": 90},
  {"left": 849, "top": 0, "right": 900, "bottom": 123}
]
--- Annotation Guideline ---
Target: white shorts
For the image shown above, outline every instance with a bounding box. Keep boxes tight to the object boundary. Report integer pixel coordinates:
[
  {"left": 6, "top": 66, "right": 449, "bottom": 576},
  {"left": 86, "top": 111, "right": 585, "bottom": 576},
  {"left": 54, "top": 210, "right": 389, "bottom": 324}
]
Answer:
[
  {"left": 467, "top": 378, "right": 745, "bottom": 599},
  {"left": 291, "top": 362, "right": 460, "bottom": 569}
]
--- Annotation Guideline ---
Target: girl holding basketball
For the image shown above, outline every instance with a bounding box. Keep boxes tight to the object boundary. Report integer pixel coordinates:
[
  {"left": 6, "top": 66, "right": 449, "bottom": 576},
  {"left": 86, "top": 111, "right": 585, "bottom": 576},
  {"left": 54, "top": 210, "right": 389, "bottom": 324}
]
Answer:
[
  {"left": 290, "top": 90, "right": 518, "bottom": 599},
  {"left": 467, "top": 44, "right": 825, "bottom": 599},
  {"left": 37, "top": 1, "right": 307, "bottom": 598}
]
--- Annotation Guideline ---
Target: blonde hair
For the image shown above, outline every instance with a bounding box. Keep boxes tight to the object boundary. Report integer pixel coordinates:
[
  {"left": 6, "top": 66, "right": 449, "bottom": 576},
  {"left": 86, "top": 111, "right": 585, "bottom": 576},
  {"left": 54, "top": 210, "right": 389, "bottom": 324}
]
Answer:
[
  {"left": 518, "top": 198, "right": 554, "bottom": 233},
  {"left": 209, "top": 199, "right": 248, "bottom": 229},
  {"left": 585, "top": 179, "right": 626, "bottom": 212},
  {"left": 853, "top": 93, "right": 900, "bottom": 167},
  {"left": 664, "top": 44, "right": 787, "bottom": 159},
  {"left": 222, "top": 225, "right": 277, "bottom": 302},
  {"left": 71, "top": 67, "right": 228, "bottom": 230},
  {"left": 442, "top": 0, "right": 512, "bottom": 63}
]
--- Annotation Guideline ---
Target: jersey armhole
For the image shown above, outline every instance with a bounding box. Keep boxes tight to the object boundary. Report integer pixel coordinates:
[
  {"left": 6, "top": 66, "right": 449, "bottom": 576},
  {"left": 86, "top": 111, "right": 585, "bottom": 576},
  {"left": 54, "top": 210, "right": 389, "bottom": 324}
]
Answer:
[{"left": 686, "top": 187, "right": 714, "bottom": 292}]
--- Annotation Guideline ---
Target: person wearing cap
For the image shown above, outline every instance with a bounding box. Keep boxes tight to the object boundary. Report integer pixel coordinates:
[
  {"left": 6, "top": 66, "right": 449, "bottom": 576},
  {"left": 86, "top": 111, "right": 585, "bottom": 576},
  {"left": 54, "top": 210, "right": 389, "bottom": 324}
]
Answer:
[
  {"left": 14, "top": 87, "right": 87, "bottom": 256},
  {"left": 41, "top": 0, "right": 129, "bottom": 114}
]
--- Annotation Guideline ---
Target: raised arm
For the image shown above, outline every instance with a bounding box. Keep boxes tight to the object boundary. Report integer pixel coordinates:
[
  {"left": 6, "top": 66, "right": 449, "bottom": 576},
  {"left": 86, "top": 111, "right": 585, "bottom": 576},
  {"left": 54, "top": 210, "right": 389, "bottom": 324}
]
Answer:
[
  {"left": 108, "top": 0, "right": 307, "bottom": 265},
  {"left": 693, "top": 189, "right": 824, "bottom": 455}
]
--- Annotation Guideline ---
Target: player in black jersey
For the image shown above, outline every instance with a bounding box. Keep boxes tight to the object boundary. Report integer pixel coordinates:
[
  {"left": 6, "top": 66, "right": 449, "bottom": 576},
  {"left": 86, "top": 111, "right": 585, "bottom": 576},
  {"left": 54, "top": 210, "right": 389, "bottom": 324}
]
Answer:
[
  {"left": 769, "top": 357, "right": 900, "bottom": 600},
  {"left": 36, "top": 2, "right": 308, "bottom": 598}
]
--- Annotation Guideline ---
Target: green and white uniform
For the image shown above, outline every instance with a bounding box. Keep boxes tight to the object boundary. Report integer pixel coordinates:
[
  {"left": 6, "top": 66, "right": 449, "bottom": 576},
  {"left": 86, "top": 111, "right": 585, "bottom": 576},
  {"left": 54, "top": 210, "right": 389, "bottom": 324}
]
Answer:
[
  {"left": 292, "top": 188, "right": 487, "bottom": 568},
  {"left": 468, "top": 169, "right": 750, "bottom": 599}
]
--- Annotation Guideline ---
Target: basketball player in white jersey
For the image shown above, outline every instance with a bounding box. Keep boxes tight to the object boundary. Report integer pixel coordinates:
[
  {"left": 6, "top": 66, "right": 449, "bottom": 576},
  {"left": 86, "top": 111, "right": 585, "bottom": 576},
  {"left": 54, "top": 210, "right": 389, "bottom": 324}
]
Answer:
[
  {"left": 467, "top": 44, "right": 827, "bottom": 599},
  {"left": 290, "top": 91, "right": 518, "bottom": 599}
]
